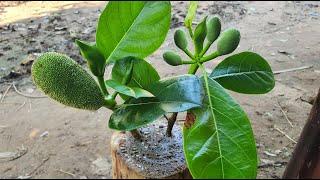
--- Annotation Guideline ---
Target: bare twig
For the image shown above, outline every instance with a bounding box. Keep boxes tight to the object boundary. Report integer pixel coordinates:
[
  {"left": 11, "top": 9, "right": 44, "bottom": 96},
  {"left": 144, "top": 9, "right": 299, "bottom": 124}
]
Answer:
[
  {"left": 0, "top": 84, "right": 13, "bottom": 103},
  {"left": 12, "top": 83, "right": 47, "bottom": 98},
  {"left": 277, "top": 101, "right": 293, "bottom": 128},
  {"left": 55, "top": 169, "right": 76, "bottom": 177},
  {"left": 28, "top": 99, "right": 32, "bottom": 112},
  {"left": 15, "top": 102, "right": 26, "bottom": 112},
  {"left": 27, "top": 156, "right": 50, "bottom": 176},
  {"left": 0, "top": 145, "right": 28, "bottom": 162},
  {"left": 0, "top": 125, "right": 8, "bottom": 128},
  {"left": 274, "top": 65, "right": 313, "bottom": 75},
  {"left": 274, "top": 126, "right": 297, "bottom": 144},
  {"left": 1, "top": 102, "right": 23, "bottom": 105}
]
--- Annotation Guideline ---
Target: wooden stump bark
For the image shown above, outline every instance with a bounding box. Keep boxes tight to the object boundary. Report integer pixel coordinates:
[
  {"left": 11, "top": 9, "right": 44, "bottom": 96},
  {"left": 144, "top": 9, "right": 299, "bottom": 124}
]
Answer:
[
  {"left": 111, "top": 119, "right": 192, "bottom": 179},
  {"left": 283, "top": 88, "right": 320, "bottom": 178}
]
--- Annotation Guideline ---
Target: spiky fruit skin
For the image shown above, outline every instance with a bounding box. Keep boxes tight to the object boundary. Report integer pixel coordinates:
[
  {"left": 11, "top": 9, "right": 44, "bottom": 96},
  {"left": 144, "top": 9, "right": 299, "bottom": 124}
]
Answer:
[
  {"left": 32, "top": 52, "right": 105, "bottom": 110},
  {"left": 217, "top": 28, "right": 240, "bottom": 55},
  {"left": 163, "top": 51, "right": 182, "bottom": 66}
]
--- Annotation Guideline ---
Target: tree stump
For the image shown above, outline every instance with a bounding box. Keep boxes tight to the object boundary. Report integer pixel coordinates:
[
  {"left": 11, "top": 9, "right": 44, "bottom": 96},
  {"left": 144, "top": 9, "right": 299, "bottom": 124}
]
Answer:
[
  {"left": 283, "top": 88, "right": 320, "bottom": 178},
  {"left": 111, "top": 119, "right": 192, "bottom": 179}
]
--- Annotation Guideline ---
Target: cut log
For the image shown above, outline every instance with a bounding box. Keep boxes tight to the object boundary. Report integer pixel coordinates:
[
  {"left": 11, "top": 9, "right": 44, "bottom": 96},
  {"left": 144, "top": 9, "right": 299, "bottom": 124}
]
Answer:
[
  {"left": 283, "top": 88, "right": 320, "bottom": 178},
  {"left": 111, "top": 119, "right": 192, "bottom": 179}
]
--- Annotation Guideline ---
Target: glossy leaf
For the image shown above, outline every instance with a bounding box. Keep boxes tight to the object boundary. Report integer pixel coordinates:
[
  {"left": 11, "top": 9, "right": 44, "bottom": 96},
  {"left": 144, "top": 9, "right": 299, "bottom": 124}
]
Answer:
[
  {"left": 96, "top": 1, "right": 171, "bottom": 62},
  {"left": 105, "top": 79, "right": 154, "bottom": 99},
  {"left": 183, "top": 76, "right": 257, "bottom": 179},
  {"left": 184, "top": 1, "right": 198, "bottom": 28},
  {"left": 75, "top": 40, "right": 106, "bottom": 77},
  {"left": 109, "top": 75, "right": 204, "bottom": 131},
  {"left": 148, "top": 74, "right": 204, "bottom": 112},
  {"left": 210, "top": 51, "right": 275, "bottom": 94},
  {"left": 109, "top": 97, "right": 165, "bottom": 131},
  {"left": 112, "top": 56, "right": 160, "bottom": 100}
]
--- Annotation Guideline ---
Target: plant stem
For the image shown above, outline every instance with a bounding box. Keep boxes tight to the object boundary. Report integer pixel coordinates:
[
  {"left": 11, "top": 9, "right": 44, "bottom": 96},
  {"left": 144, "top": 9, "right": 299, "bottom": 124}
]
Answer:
[
  {"left": 165, "top": 61, "right": 200, "bottom": 137},
  {"left": 111, "top": 92, "right": 119, "bottom": 100},
  {"left": 188, "top": 64, "right": 199, "bottom": 74},
  {"left": 187, "top": 26, "right": 194, "bottom": 39},
  {"left": 199, "top": 41, "right": 213, "bottom": 57},
  {"left": 200, "top": 51, "right": 219, "bottom": 62},
  {"left": 130, "top": 129, "right": 142, "bottom": 140},
  {"left": 166, "top": 113, "right": 178, "bottom": 137},
  {"left": 182, "top": 48, "right": 195, "bottom": 59},
  {"left": 97, "top": 76, "right": 109, "bottom": 96},
  {"left": 182, "top": 60, "right": 195, "bottom": 64}
]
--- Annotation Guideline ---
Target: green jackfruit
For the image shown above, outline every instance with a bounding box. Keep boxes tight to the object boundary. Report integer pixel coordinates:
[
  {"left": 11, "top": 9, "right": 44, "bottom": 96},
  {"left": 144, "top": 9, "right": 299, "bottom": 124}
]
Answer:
[
  {"left": 193, "top": 16, "right": 207, "bottom": 54},
  {"left": 32, "top": 52, "right": 105, "bottom": 110},
  {"left": 206, "top": 16, "right": 221, "bottom": 43},
  {"left": 163, "top": 51, "right": 183, "bottom": 66},
  {"left": 174, "top": 29, "right": 188, "bottom": 50},
  {"left": 217, "top": 28, "right": 240, "bottom": 55}
]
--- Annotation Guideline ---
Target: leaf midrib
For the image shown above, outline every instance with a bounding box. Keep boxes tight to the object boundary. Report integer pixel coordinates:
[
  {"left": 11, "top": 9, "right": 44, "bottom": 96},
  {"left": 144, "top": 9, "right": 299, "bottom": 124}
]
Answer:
[
  {"left": 202, "top": 70, "right": 225, "bottom": 178},
  {"left": 121, "top": 100, "right": 200, "bottom": 108},
  {"left": 106, "top": 3, "right": 147, "bottom": 62},
  {"left": 211, "top": 70, "right": 272, "bottom": 79}
]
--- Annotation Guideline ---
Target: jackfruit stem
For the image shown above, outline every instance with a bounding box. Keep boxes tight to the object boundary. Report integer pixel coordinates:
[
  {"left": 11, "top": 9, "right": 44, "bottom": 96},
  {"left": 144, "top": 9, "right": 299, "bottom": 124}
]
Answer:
[
  {"left": 97, "top": 76, "right": 109, "bottom": 96},
  {"left": 187, "top": 26, "right": 194, "bottom": 39},
  {"left": 199, "top": 41, "right": 213, "bottom": 57},
  {"left": 188, "top": 64, "right": 199, "bottom": 74},
  {"left": 200, "top": 51, "right": 219, "bottom": 62},
  {"left": 182, "top": 48, "right": 195, "bottom": 59}
]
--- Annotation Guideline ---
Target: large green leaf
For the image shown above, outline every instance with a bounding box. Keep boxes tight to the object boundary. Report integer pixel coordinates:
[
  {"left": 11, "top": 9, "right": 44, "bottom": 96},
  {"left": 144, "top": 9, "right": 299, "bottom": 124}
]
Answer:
[
  {"left": 96, "top": 1, "right": 171, "bottom": 62},
  {"left": 183, "top": 76, "right": 257, "bottom": 179},
  {"left": 109, "top": 97, "right": 165, "bottom": 131},
  {"left": 112, "top": 56, "right": 160, "bottom": 100},
  {"left": 148, "top": 74, "right": 204, "bottom": 112},
  {"left": 210, "top": 51, "right": 275, "bottom": 94},
  {"left": 105, "top": 79, "right": 154, "bottom": 99},
  {"left": 75, "top": 40, "right": 106, "bottom": 77},
  {"left": 109, "top": 75, "right": 203, "bottom": 131}
]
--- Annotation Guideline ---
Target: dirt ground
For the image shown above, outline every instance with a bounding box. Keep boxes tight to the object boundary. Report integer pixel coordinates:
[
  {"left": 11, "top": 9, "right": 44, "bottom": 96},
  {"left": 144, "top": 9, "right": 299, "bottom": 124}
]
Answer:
[{"left": 0, "top": 1, "right": 320, "bottom": 179}]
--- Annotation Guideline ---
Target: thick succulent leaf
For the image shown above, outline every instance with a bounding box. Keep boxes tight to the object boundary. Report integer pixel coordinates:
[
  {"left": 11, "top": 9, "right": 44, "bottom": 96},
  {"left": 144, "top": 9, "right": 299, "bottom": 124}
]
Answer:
[
  {"left": 210, "top": 51, "right": 275, "bottom": 94},
  {"left": 112, "top": 56, "right": 160, "bottom": 100},
  {"left": 109, "top": 75, "right": 204, "bottom": 131},
  {"left": 96, "top": 1, "right": 171, "bottom": 62},
  {"left": 183, "top": 76, "right": 257, "bottom": 179},
  {"left": 105, "top": 79, "right": 154, "bottom": 99}
]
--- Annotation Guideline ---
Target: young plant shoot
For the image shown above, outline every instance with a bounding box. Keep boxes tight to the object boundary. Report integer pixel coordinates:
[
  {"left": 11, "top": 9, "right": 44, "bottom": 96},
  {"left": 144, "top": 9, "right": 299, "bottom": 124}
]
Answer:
[{"left": 31, "top": 1, "right": 275, "bottom": 179}]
